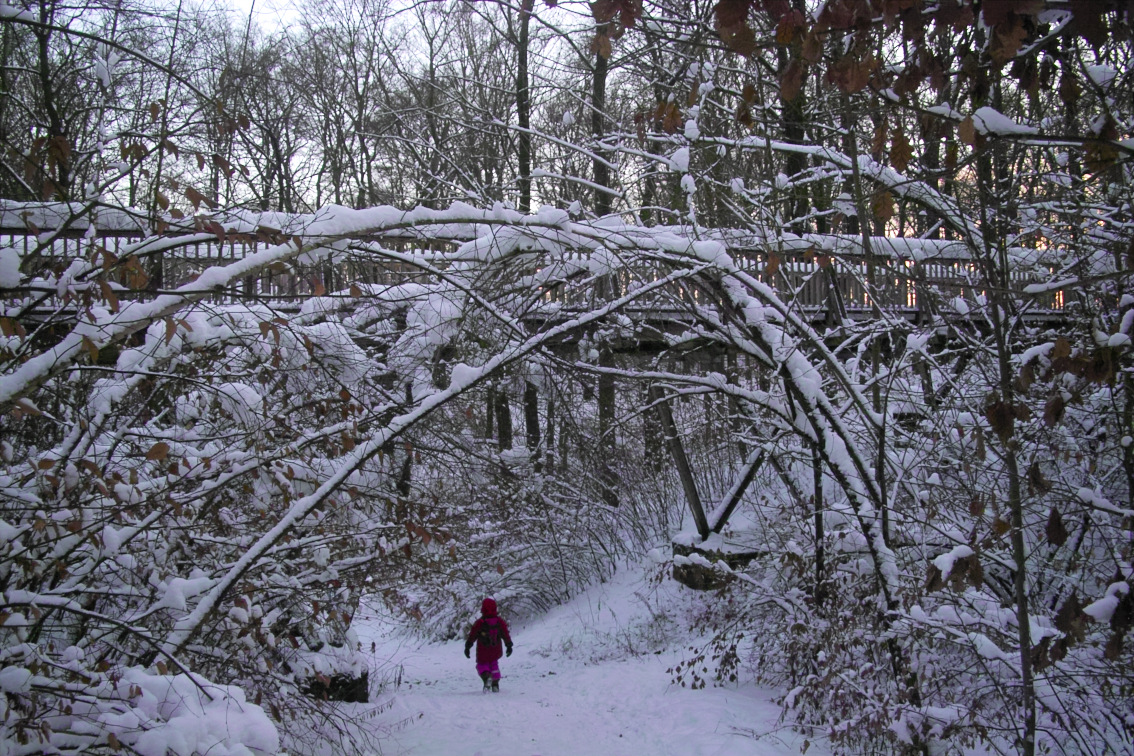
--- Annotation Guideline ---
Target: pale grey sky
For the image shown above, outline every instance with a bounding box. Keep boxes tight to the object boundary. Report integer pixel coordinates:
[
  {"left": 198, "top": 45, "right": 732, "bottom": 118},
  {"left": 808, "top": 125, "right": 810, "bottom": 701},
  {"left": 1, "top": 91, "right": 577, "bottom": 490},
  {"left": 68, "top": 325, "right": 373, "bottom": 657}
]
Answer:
[{"left": 228, "top": 0, "right": 300, "bottom": 32}]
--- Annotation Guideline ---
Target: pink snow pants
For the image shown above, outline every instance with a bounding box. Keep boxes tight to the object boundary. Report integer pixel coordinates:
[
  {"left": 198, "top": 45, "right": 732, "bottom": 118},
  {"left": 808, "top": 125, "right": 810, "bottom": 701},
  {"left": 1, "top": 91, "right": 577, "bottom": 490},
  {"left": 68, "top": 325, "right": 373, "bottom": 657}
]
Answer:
[{"left": 476, "top": 660, "right": 500, "bottom": 680}]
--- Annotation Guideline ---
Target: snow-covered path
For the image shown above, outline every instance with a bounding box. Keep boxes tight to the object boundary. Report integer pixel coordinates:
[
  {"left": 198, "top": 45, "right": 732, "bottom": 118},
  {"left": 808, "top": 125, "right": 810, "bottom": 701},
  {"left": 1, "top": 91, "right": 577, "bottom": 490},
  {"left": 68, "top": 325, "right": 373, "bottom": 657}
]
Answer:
[{"left": 353, "top": 567, "right": 825, "bottom": 756}]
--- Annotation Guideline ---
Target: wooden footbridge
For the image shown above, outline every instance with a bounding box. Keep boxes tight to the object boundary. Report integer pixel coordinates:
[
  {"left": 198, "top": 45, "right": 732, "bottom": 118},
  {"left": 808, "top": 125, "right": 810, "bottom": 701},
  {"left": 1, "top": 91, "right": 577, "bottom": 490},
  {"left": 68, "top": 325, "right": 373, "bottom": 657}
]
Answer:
[{"left": 1, "top": 201, "right": 1068, "bottom": 343}]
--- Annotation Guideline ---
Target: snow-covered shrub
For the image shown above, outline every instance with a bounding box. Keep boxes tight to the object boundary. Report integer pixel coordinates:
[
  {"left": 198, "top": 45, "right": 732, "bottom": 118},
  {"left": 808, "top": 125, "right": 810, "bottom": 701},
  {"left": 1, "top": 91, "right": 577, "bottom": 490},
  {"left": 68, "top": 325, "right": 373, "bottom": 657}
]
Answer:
[
  {"left": 0, "top": 291, "right": 398, "bottom": 753},
  {"left": 667, "top": 316, "right": 1134, "bottom": 755}
]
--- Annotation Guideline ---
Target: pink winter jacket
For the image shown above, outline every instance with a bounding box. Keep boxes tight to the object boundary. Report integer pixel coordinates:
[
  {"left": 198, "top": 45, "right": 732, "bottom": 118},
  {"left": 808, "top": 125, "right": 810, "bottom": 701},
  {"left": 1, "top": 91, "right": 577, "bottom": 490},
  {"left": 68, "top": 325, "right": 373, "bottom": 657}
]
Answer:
[{"left": 465, "top": 598, "right": 512, "bottom": 664}]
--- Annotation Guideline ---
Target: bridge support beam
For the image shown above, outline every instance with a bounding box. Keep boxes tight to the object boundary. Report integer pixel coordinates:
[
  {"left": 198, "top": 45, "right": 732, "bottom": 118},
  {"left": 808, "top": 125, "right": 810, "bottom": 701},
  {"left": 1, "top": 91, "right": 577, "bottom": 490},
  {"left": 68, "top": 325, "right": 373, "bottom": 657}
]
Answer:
[{"left": 648, "top": 384, "right": 709, "bottom": 540}]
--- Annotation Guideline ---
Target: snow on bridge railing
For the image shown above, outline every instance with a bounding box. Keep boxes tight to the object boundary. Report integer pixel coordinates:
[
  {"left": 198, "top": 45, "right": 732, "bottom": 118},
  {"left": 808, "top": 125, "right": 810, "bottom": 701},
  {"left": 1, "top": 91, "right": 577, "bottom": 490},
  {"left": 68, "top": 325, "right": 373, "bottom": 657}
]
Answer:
[
  {"left": 0, "top": 200, "right": 461, "bottom": 298},
  {"left": 1, "top": 201, "right": 1064, "bottom": 315},
  {"left": 539, "top": 242, "right": 1062, "bottom": 317}
]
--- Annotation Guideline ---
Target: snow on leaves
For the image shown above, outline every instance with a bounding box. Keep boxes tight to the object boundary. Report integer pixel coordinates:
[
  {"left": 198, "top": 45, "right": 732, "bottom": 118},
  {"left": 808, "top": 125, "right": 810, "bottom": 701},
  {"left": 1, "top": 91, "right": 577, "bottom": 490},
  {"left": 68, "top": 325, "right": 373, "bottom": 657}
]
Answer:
[{"left": 925, "top": 545, "right": 983, "bottom": 593}]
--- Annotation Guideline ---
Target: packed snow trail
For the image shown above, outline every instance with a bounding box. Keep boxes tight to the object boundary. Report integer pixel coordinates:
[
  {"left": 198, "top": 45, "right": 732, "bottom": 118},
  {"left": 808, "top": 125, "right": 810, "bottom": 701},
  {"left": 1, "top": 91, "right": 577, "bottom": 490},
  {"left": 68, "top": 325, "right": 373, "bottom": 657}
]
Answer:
[{"left": 353, "top": 565, "right": 825, "bottom": 756}]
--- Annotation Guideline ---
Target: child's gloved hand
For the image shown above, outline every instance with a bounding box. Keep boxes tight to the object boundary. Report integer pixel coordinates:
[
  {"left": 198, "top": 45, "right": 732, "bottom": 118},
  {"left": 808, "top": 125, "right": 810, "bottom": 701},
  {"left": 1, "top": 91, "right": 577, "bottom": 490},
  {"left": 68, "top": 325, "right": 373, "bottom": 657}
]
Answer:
[
  {"left": 464, "top": 647, "right": 470, "bottom": 658},
  {"left": 506, "top": 646, "right": 513, "bottom": 657}
]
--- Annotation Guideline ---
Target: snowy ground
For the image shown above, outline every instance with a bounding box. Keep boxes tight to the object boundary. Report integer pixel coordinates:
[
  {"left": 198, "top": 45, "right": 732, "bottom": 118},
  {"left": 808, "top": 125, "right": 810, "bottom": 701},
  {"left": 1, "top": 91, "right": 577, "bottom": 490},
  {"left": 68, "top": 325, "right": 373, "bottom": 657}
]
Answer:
[{"left": 351, "top": 563, "right": 826, "bottom": 756}]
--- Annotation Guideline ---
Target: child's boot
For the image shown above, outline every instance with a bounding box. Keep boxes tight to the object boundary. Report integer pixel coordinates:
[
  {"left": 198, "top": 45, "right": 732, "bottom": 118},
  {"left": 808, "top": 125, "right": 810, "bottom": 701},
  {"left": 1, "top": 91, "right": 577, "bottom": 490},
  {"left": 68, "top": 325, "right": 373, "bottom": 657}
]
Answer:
[
  {"left": 491, "top": 679, "right": 499, "bottom": 693},
  {"left": 480, "top": 672, "right": 490, "bottom": 692}
]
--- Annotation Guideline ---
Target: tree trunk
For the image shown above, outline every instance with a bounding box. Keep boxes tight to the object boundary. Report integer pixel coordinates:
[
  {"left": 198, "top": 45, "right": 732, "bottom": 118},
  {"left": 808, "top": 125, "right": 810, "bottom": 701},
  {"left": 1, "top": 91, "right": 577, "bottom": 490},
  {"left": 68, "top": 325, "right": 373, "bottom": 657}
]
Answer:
[
  {"left": 777, "top": 0, "right": 810, "bottom": 232},
  {"left": 977, "top": 128, "right": 1037, "bottom": 756},
  {"left": 516, "top": 0, "right": 533, "bottom": 214},
  {"left": 644, "top": 384, "right": 664, "bottom": 472},
  {"left": 486, "top": 383, "right": 495, "bottom": 440},
  {"left": 592, "top": 27, "right": 610, "bottom": 216},
  {"left": 34, "top": 16, "right": 70, "bottom": 199},
  {"left": 524, "top": 380, "right": 541, "bottom": 472},
  {"left": 545, "top": 390, "right": 556, "bottom": 472},
  {"left": 495, "top": 383, "right": 513, "bottom": 451},
  {"left": 846, "top": 99, "right": 890, "bottom": 546},
  {"left": 726, "top": 350, "right": 747, "bottom": 459},
  {"left": 812, "top": 444, "right": 825, "bottom": 604},
  {"left": 597, "top": 349, "right": 617, "bottom": 506},
  {"left": 395, "top": 383, "right": 414, "bottom": 522}
]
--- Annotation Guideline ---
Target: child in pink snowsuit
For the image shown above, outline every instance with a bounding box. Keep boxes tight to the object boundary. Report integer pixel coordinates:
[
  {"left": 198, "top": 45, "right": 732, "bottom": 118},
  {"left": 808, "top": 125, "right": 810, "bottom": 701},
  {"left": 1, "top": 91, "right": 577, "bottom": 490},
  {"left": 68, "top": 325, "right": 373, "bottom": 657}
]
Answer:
[{"left": 464, "top": 597, "right": 513, "bottom": 692}]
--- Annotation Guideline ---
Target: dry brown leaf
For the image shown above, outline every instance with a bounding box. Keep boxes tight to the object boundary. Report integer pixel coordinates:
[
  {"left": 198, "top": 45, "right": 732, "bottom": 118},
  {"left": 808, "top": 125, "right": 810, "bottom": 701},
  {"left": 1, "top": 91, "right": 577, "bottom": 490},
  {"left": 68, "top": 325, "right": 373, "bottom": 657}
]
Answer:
[
  {"left": 146, "top": 442, "right": 170, "bottom": 461},
  {"left": 871, "top": 191, "right": 895, "bottom": 223},
  {"left": 1045, "top": 506, "right": 1068, "bottom": 546},
  {"left": 765, "top": 252, "right": 781, "bottom": 278},
  {"left": 890, "top": 129, "right": 913, "bottom": 173},
  {"left": 958, "top": 116, "right": 976, "bottom": 147}
]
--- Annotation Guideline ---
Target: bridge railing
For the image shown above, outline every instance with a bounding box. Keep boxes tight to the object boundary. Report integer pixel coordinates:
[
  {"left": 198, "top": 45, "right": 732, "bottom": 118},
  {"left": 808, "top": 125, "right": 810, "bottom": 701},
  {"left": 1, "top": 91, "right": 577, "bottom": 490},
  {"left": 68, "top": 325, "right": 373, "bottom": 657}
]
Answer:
[
  {"left": 1, "top": 202, "right": 1064, "bottom": 322},
  {"left": 0, "top": 223, "right": 445, "bottom": 302},
  {"left": 538, "top": 247, "right": 1063, "bottom": 322}
]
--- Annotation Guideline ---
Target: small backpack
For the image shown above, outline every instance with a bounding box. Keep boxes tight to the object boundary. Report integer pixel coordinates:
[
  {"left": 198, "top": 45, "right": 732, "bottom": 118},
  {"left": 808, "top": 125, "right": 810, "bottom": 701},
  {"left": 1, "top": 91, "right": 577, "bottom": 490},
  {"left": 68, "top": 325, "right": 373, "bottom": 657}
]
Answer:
[{"left": 478, "top": 617, "right": 500, "bottom": 647}]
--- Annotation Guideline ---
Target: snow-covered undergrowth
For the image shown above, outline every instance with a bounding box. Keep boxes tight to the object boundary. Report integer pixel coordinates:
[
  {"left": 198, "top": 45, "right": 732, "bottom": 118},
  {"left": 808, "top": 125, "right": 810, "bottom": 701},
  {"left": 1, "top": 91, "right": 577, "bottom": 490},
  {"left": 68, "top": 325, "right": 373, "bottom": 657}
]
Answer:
[{"left": 355, "top": 556, "right": 823, "bottom": 756}]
